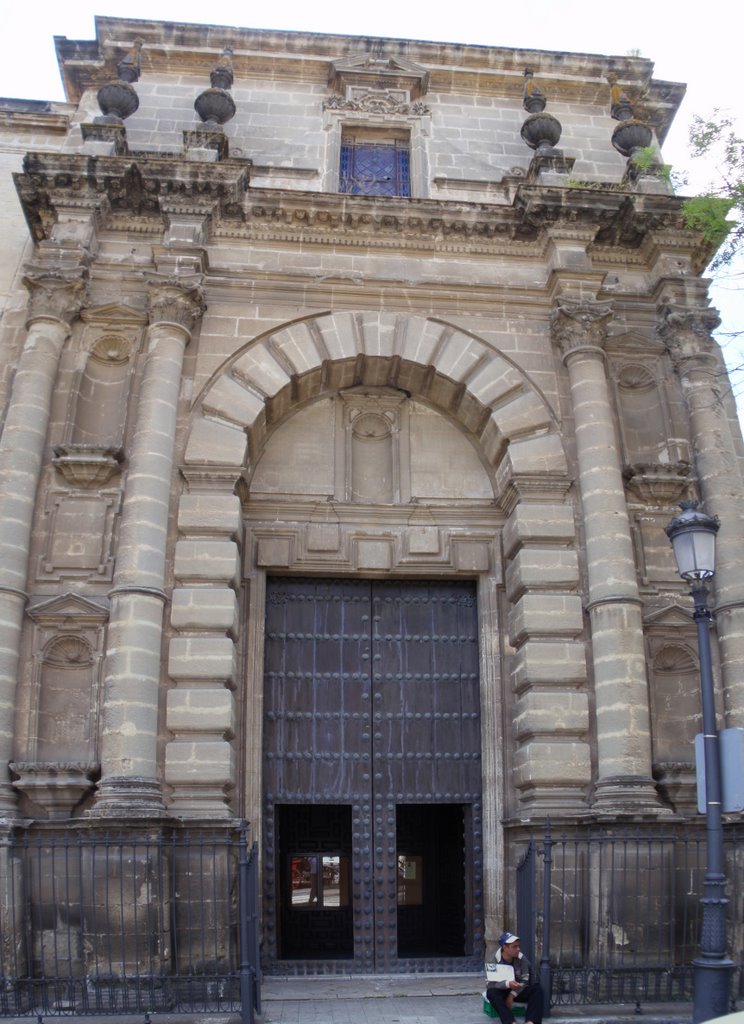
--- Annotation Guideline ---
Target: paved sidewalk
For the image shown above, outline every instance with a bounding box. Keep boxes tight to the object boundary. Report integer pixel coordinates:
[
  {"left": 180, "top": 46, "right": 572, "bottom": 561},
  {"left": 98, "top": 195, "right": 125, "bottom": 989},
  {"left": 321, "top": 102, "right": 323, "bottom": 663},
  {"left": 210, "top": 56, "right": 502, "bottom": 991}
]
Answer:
[
  {"left": 0, "top": 976, "right": 696, "bottom": 1024},
  {"left": 258, "top": 975, "right": 693, "bottom": 1024}
]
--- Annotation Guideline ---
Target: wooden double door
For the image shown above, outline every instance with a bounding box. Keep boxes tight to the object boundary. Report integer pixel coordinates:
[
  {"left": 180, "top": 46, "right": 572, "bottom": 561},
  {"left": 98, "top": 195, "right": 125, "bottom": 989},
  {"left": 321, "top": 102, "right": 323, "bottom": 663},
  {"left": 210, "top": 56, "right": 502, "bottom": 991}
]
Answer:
[{"left": 262, "top": 577, "right": 484, "bottom": 973}]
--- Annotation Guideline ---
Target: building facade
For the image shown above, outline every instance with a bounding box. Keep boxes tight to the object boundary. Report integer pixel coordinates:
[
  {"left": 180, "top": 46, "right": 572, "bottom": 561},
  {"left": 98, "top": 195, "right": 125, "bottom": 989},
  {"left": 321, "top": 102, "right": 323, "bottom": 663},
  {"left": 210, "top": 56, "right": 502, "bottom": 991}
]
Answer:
[{"left": 0, "top": 17, "right": 743, "bottom": 984}]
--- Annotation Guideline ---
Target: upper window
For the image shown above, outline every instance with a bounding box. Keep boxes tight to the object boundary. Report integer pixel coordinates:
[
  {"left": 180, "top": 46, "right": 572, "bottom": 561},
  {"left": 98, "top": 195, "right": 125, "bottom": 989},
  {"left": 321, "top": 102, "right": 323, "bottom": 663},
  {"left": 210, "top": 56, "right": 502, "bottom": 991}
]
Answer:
[{"left": 339, "top": 128, "right": 411, "bottom": 197}]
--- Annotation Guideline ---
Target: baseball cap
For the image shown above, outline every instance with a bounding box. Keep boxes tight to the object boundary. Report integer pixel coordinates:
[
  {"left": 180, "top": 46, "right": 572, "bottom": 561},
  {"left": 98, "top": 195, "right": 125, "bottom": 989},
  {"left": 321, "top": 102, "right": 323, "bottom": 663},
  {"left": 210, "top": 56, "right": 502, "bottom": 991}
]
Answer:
[{"left": 499, "top": 932, "right": 519, "bottom": 945}]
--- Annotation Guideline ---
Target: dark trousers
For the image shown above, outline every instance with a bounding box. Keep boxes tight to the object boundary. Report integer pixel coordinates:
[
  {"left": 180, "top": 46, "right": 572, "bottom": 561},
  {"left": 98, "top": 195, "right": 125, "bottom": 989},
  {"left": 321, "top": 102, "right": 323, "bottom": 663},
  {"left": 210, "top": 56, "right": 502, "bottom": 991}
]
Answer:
[{"left": 487, "top": 983, "right": 544, "bottom": 1024}]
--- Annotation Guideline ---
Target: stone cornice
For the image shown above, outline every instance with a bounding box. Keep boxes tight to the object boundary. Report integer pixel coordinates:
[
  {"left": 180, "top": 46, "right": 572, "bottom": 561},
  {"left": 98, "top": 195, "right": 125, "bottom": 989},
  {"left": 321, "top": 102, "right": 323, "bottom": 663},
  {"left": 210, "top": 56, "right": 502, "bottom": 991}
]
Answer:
[
  {"left": 55, "top": 19, "right": 684, "bottom": 140},
  {"left": 243, "top": 497, "right": 501, "bottom": 529},
  {"left": 14, "top": 151, "right": 715, "bottom": 267},
  {"left": 0, "top": 108, "right": 70, "bottom": 134}
]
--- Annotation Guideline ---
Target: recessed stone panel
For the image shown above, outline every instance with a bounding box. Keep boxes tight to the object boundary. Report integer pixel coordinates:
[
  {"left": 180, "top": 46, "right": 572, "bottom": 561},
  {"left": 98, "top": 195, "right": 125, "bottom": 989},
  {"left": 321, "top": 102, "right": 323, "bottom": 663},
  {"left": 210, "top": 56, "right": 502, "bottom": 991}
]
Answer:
[
  {"left": 355, "top": 538, "right": 393, "bottom": 570},
  {"left": 257, "top": 536, "right": 293, "bottom": 567}
]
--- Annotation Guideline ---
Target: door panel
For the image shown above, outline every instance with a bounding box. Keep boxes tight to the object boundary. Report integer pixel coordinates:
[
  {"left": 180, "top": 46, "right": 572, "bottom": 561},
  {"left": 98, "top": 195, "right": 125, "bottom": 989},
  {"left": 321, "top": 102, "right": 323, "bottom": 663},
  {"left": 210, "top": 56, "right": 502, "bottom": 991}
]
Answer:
[{"left": 262, "top": 578, "right": 483, "bottom": 973}]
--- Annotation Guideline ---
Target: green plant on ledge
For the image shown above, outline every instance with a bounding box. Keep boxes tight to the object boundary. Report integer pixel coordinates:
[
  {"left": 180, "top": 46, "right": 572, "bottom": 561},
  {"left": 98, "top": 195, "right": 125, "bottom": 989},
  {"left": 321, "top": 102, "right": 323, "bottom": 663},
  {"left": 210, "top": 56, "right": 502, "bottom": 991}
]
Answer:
[
  {"left": 679, "top": 111, "right": 742, "bottom": 269},
  {"left": 682, "top": 194, "right": 736, "bottom": 251},
  {"left": 630, "top": 145, "right": 673, "bottom": 184}
]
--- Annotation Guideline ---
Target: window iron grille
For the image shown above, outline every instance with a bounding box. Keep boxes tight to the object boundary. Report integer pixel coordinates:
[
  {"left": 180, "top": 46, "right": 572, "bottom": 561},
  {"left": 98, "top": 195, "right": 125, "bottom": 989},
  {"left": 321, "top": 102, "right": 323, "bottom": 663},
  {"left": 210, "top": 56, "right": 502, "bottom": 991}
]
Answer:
[{"left": 339, "top": 140, "right": 411, "bottom": 197}]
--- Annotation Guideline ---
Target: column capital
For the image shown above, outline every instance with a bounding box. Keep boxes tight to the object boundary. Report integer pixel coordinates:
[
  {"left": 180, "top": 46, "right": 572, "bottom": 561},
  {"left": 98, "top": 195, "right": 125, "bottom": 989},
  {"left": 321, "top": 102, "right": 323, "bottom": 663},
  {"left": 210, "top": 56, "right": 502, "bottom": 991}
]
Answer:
[
  {"left": 550, "top": 299, "right": 613, "bottom": 362},
  {"left": 22, "top": 265, "right": 89, "bottom": 328},
  {"left": 657, "top": 304, "right": 722, "bottom": 368},
  {"left": 146, "top": 276, "right": 206, "bottom": 334}
]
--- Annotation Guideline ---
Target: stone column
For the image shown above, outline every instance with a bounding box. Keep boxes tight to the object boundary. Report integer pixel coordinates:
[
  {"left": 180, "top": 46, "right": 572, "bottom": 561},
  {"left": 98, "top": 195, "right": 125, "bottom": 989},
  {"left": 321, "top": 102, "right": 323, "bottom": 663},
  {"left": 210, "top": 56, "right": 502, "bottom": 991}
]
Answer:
[
  {"left": 93, "top": 278, "right": 205, "bottom": 817},
  {"left": 551, "top": 300, "right": 662, "bottom": 812},
  {"left": 0, "top": 268, "right": 87, "bottom": 816},
  {"left": 659, "top": 304, "right": 744, "bottom": 727}
]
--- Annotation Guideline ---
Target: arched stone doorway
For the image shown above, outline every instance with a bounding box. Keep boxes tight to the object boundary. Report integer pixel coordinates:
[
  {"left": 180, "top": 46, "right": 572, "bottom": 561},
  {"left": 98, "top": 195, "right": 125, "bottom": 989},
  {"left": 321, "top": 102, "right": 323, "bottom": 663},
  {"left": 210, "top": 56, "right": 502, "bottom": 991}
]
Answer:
[{"left": 169, "top": 311, "right": 587, "bottom": 972}]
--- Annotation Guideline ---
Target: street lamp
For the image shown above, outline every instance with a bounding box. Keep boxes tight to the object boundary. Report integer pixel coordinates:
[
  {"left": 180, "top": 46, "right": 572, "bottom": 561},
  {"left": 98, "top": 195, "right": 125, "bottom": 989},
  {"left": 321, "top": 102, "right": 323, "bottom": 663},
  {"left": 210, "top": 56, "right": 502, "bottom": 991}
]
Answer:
[{"left": 665, "top": 501, "right": 733, "bottom": 1023}]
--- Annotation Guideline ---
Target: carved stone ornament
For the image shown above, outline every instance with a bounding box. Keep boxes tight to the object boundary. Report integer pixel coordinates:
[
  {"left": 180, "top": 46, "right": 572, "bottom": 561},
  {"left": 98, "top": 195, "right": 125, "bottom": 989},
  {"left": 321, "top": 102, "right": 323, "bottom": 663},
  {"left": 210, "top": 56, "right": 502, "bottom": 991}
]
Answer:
[
  {"left": 323, "top": 92, "right": 430, "bottom": 116},
  {"left": 89, "top": 335, "right": 132, "bottom": 364},
  {"left": 22, "top": 266, "right": 89, "bottom": 327},
  {"left": 523, "top": 69, "right": 547, "bottom": 113},
  {"left": 146, "top": 277, "right": 207, "bottom": 331},
  {"left": 94, "top": 39, "right": 143, "bottom": 125},
  {"left": 210, "top": 47, "right": 234, "bottom": 91},
  {"left": 95, "top": 80, "right": 139, "bottom": 124},
  {"left": 550, "top": 300, "right": 613, "bottom": 357},
  {"left": 608, "top": 74, "right": 635, "bottom": 121},
  {"left": 611, "top": 118, "right": 653, "bottom": 158},
  {"left": 328, "top": 54, "right": 430, "bottom": 100},
  {"left": 657, "top": 306, "right": 721, "bottom": 364},
  {"left": 10, "top": 761, "right": 99, "bottom": 819},
  {"left": 622, "top": 461, "right": 692, "bottom": 504},
  {"left": 194, "top": 48, "right": 236, "bottom": 128},
  {"left": 520, "top": 111, "right": 563, "bottom": 153},
  {"left": 116, "top": 38, "right": 144, "bottom": 84},
  {"left": 52, "top": 443, "right": 125, "bottom": 487}
]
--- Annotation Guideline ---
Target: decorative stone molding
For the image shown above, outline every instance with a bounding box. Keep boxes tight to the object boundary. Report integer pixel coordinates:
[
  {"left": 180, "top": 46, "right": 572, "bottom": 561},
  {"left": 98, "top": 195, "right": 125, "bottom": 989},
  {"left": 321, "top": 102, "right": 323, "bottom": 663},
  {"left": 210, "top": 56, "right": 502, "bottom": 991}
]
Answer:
[
  {"left": 183, "top": 128, "right": 230, "bottom": 161},
  {"left": 194, "top": 47, "right": 236, "bottom": 151},
  {"left": 51, "top": 443, "right": 124, "bottom": 487},
  {"left": 623, "top": 461, "right": 691, "bottom": 504},
  {"left": 89, "top": 334, "right": 132, "bottom": 364},
  {"left": 80, "top": 122, "right": 129, "bottom": 155},
  {"left": 92, "top": 39, "right": 143, "bottom": 125},
  {"left": 657, "top": 305, "right": 722, "bottom": 365},
  {"left": 10, "top": 762, "right": 99, "bottom": 819},
  {"left": 26, "top": 591, "right": 110, "bottom": 628},
  {"left": 22, "top": 266, "right": 89, "bottom": 327},
  {"left": 328, "top": 54, "right": 430, "bottom": 100},
  {"left": 324, "top": 92, "right": 430, "bottom": 116},
  {"left": 37, "top": 491, "right": 121, "bottom": 580},
  {"left": 146, "top": 277, "right": 206, "bottom": 331},
  {"left": 550, "top": 300, "right": 613, "bottom": 358}
]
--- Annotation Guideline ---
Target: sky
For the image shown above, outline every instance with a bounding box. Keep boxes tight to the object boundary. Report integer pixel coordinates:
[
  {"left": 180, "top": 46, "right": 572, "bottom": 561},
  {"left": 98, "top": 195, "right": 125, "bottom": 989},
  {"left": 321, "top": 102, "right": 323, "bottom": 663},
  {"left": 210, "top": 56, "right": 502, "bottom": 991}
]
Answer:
[{"left": 2, "top": 0, "right": 742, "bottom": 403}]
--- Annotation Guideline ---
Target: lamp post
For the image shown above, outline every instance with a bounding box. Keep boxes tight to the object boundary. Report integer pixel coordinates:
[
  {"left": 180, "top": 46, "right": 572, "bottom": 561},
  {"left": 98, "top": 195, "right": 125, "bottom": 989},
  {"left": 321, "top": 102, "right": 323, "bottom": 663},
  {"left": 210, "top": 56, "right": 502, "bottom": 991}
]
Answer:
[{"left": 665, "top": 501, "right": 733, "bottom": 1023}]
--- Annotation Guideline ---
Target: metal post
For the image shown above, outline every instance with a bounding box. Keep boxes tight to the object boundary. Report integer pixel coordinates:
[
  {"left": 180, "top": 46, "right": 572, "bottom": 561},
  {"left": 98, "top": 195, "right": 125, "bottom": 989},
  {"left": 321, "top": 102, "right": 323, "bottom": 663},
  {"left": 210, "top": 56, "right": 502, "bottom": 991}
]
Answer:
[
  {"left": 238, "top": 826, "right": 254, "bottom": 1024},
  {"left": 691, "top": 581, "right": 733, "bottom": 1024},
  {"left": 539, "top": 820, "right": 553, "bottom": 1017}
]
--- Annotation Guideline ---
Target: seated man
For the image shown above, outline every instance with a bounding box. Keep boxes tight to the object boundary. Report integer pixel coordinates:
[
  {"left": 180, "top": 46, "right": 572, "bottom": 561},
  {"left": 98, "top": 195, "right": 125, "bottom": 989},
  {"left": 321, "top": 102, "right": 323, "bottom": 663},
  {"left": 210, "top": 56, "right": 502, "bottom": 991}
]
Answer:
[{"left": 485, "top": 931, "right": 544, "bottom": 1024}]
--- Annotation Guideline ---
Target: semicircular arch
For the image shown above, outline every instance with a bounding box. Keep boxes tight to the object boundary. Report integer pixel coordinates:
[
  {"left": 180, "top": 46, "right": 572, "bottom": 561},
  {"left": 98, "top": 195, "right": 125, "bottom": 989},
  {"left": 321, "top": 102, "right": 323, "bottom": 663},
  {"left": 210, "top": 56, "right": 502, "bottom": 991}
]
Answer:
[{"left": 185, "top": 311, "right": 568, "bottom": 499}]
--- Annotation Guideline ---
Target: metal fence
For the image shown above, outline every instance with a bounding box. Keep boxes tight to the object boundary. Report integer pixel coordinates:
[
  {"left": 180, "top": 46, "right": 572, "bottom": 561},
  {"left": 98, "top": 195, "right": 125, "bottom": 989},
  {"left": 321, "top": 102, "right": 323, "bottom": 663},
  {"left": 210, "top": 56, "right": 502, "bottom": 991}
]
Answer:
[
  {"left": 0, "top": 825, "right": 260, "bottom": 1021},
  {"left": 517, "top": 823, "right": 744, "bottom": 1010}
]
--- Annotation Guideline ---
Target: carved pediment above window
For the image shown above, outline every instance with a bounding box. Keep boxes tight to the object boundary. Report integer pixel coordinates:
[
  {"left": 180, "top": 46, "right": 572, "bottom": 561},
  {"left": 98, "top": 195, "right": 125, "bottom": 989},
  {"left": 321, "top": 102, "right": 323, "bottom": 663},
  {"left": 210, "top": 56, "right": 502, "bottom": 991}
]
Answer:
[
  {"left": 27, "top": 592, "right": 109, "bottom": 627},
  {"left": 328, "top": 54, "right": 430, "bottom": 101}
]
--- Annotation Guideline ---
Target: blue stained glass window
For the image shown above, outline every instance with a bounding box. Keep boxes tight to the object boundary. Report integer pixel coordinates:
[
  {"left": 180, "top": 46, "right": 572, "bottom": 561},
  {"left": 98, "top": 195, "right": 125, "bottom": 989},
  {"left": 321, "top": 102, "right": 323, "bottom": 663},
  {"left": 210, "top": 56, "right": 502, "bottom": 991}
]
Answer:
[{"left": 339, "top": 138, "right": 411, "bottom": 197}]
